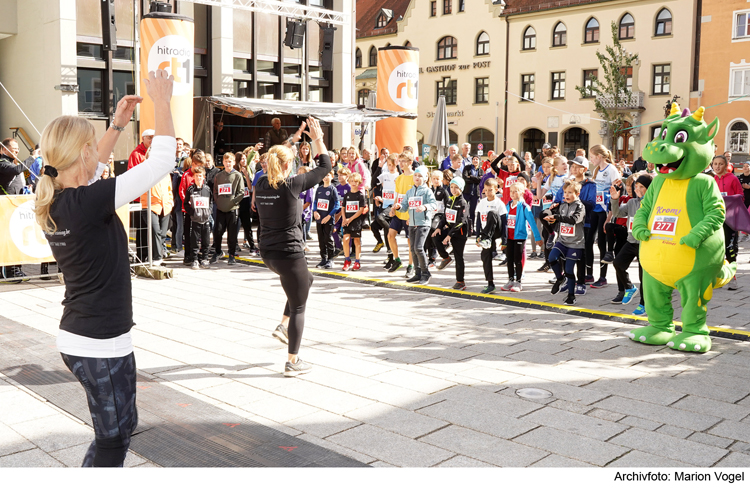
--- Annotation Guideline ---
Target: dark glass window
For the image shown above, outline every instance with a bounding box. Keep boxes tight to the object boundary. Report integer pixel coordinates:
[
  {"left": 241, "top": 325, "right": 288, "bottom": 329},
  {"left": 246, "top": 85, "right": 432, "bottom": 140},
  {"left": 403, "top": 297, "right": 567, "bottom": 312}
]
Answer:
[
  {"left": 112, "top": 70, "right": 135, "bottom": 110},
  {"left": 459, "top": 0, "right": 465, "bottom": 12},
  {"left": 257, "top": 60, "right": 277, "bottom": 76},
  {"left": 585, "top": 18, "right": 599, "bottom": 43},
  {"left": 619, "top": 13, "right": 635, "bottom": 39},
  {"left": 358, "top": 89, "right": 370, "bottom": 106},
  {"left": 77, "top": 68, "right": 103, "bottom": 114},
  {"left": 523, "top": 27, "right": 536, "bottom": 50},
  {"left": 583, "top": 69, "right": 598, "bottom": 97},
  {"left": 369, "top": 46, "right": 378, "bottom": 66},
  {"left": 234, "top": 80, "right": 251, "bottom": 98},
  {"left": 475, "top": 78, "right": 489, "bottom": 104},
  {"left": 436, "top": 78, "right": 457, "bottom": 105},
  {"left": 437, "top": 36, "right": 457, "bottom": 60},
  {"left": 653, "top": 64, "right": 670, "bottom": 95},
  {"left": 551, "top": 72, "right": 566, "bottom": 100},
  {"left": 655, "top": 9, "right": 672, "bottom": 36},
  {"left": 355, "top": 48, "right": 362, "bottom": 68},
  {"left": 77, "top": 43, "right": 102, "bottom": 59},
  {"left": 521, "top": 74, "right": 535, "bottom": 101},
  {"left": 553, "top": 22, "right": 567, "bottom": 47},
  {"left": 376, "top": 14, "right": 387, "bottom": 28},
  {"left": 476, "top": 32, "right": 489, "bottom": 55},
  {"left": 443, "top": 0, "right": 451, "bottom": 15},
  {"left": 430, "top": 1, "right": 436, "bottom": 17}
]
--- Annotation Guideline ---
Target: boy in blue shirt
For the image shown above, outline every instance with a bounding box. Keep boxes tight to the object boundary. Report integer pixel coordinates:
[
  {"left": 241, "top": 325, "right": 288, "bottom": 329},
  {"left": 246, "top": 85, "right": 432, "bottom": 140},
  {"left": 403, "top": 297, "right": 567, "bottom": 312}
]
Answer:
[{"left": 313, "top": 170, "right": 340, "bottom": 269}]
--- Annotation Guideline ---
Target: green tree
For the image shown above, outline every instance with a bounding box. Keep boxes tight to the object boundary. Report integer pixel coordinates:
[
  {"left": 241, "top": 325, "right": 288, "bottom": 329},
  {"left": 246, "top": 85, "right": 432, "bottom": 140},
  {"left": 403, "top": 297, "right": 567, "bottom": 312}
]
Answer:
[{"left": 576, "top": 21, "right": 639, "bottom": 145}]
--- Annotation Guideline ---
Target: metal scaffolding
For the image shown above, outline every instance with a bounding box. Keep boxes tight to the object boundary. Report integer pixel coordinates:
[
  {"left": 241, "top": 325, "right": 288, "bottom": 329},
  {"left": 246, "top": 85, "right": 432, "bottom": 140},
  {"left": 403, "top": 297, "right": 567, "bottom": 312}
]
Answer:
[{"left": 181, "top": 0, "right": 349, "bottom": 26}]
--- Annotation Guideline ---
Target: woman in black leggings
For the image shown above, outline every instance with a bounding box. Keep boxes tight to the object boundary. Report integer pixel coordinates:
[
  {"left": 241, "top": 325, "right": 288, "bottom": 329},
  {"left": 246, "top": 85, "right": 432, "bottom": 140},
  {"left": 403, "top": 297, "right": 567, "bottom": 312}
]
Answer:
[{"left": 254, "top": 117, "right": 330, "bottom": 376}]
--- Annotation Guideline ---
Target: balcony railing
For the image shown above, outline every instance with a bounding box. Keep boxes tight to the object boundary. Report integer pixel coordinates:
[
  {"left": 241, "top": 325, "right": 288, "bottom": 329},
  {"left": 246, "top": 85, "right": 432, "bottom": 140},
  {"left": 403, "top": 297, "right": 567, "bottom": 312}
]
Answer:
[{"left": 596, "top": 91, "right": 645, "bottom": 110}]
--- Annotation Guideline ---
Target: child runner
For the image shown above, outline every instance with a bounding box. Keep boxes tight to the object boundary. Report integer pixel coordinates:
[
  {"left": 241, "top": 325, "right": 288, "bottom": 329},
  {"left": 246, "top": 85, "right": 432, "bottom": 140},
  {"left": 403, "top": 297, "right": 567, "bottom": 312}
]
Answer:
[
  {"left": 588, "top": 144, "right": 620, "bottom": 288},
  {"left": 462, "top": 155, "right": 482, "bottom": 235},
  {"left": 394, "top": 166, "right": 437, "bottom": 284},
  {"left": 712, "top": 154, "right": 742, "bottom": 290},
  {"left": 333, "top": 167, "right": 351, "bottom": 256},
  {"left": 502, "top": 182, "right": 542, "bottom": 292},
  {"left": 537, "top": 156, "right": 569, "bottom": 271},
  {"left": 432, "top": 177, "right": 469, "bottom": 290},
  {"left": 475, "top": 178, "right": 507, "bottom": 293},
  {"left": 211, "top": 152, "right": 244, "bottom": 265},
  {"left": 341, "top": 172, "right": 367, "bottom": 271},
  {"left": 611, "top": 173, "right": 651, "bottom": 311},
  {"left": 602, "top": 175, "right": 633, "bottom": 265},
  {"left": 548, "top": 180, "right": 586, "bottom": 305},
  {"left": 185, "top": 167, "right": 212, "bottom": 269},
  {"left": 374, "top": 155, "right": 400, "bottom": 263},
  {"left": 312, "top": 170, "right": 339, "bottom": 268},
  {"left": 387, "top": 151, "right": 415, "bottom": 276},
  {"left": 426, "top": 170, "right": 449, "bottom": 266},
  {"left": 297, "top": 166, "right": 314, "bottom": 245}
]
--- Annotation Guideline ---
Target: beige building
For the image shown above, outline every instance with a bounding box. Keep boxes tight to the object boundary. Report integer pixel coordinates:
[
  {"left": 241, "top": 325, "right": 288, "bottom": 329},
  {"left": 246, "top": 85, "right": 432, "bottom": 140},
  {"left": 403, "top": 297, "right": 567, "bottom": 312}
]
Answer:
[
  {"left": 0, "top": 0, "right": 354, "bottom": 168},
  {"left": 356, "top": 0, "right": 699, "bottom": 161}
]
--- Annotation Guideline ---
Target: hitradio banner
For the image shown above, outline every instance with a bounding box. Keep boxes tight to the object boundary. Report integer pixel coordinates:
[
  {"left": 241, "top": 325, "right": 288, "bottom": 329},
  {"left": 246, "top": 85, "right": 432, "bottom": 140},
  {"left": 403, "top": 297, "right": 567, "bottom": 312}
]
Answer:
[
  {"left": 140, "top": 13, "right": 195, "bottom": 140},
  {"left": 375, "top": 47, "right": 419, "bottom": 157}
]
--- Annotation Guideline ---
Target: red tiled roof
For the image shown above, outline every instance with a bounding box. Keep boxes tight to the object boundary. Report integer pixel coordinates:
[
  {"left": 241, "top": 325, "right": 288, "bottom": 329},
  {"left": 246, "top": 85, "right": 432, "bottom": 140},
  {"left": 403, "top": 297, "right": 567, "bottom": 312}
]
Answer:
[
  {"left": 356, "top": 0, "right": 412, "bottom": 39},
  {"left": 502, "top": 0, "right": 613, "bottom": 16}
]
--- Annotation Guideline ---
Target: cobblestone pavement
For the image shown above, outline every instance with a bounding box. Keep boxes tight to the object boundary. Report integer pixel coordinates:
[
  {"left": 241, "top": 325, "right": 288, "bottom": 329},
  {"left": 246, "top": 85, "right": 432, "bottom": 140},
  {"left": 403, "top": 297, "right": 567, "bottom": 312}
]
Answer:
[{"left": 1, "top": 228, "right": 750, "bottom": 467}]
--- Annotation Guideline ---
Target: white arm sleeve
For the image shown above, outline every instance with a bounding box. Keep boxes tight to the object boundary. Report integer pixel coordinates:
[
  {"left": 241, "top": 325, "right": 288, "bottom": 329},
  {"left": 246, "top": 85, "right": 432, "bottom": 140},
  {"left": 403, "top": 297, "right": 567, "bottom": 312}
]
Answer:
[{"left": 114, "top": 136, "right": 177, "bottom": 210}]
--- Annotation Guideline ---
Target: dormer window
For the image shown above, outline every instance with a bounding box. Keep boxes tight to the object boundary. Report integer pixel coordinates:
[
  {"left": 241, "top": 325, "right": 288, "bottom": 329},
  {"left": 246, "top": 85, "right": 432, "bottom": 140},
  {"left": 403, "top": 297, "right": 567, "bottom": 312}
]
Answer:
[
  {"left": 375, "top": 9, "right": 393, "bottom": 29},
  {"left": 376, "top": 14, "right": 387, "bottom": 28}
]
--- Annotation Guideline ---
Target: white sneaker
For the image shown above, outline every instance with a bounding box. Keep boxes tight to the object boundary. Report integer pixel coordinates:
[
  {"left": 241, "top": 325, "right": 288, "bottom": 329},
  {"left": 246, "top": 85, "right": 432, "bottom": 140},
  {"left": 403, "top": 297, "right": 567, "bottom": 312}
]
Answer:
[
  {"left": 510, "top": 281, "right": 522, "bottom": 292},
  {"left": 500, "top": 280, "right": 514, "bottom": 291},
  {"left": 727, "top": 276, "right": 738, "bottom": 291}
]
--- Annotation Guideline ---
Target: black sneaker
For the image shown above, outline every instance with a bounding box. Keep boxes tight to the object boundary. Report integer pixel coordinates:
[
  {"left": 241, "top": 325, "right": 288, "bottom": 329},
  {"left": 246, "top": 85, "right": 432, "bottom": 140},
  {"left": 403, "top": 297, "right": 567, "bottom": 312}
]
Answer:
[
  {"left": 551, "top": 278, "right": 564, "bottom": 295},
  {"left": 537, "top": 262, "right": 551, "bottom": 272},
  {"left": 227, "top": 256, "right": 237, "bottom": 265},
  {"left": 406, "top": 271, "right": 421, "bottom": 283},
  {"left": 388, "top": 259, "right": 403, "bottom": 273},
  {"left": 611, "top": 291, "right": 624, "bottom": 303},
  {"left": 602, "top": 252, "right": 615, "bottom": 264},
  {"left": 316, "top": 260, "right": 326, "bottom": 268},
  {"left": 209, "top": 254, "right": 218, "bottom": 264},
  {"left": 384, "top": 259, "right": 394, "bottom": 271},
  {"left": 405, "top": 265, "right": 415, "bottom": 279},
  {"left": 452, "top": 281, "right": 466, "bottom": 291},
  {"left": 419, "top": 272, "right": 431, "bottom": 285},
  {"left": 564, "top": 294, "right": 576, "bottom": 306},
  {"left": 546, "top": 233, "right": 556, "bottom": 250},
  {"left": 284, "top": 358, "right": 312, "bottom": 377}
]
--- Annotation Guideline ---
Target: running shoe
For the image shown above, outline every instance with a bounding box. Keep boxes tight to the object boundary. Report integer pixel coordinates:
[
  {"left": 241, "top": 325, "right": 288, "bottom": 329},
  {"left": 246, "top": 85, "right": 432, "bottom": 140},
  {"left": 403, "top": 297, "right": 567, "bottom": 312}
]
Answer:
[
  {"left": 209, "top": 254, "right": 218, "bottom": 264},
  {"left": 590, "top": 277, "right": 608, "bottom": 288},
  {"left": 481, "top": 285, "right": 496, "bottom": 294},
  {"left": 316, "top": 260, "right": 326, "bottom": 268},
  {"left": 384, "top": 259, "right": 394, "bottom": 271},
  {"left": 548, "top": 277, "right": 558, "bottom": 285},
  {"left": 563, "top": 294, "right": 576, "bottom": 306},
  {"left": 284, "top": 358, "right": 312, "bottom": 377},
  {"left": 510, "top": 282, "right": 522, "bottom": 292},
  {"left": 452, "top": 281, "right": 467, "bottom": 291},
  {"left": 191, "top": 261, "right": 199, "bottom": 270},
  {"left": 529, "top": 252, "right": 539, "bottom": 259},
  {"left": 632, "top": 304, "right": 646, "bottom": 316},
  {"left": 500, "top": 280, "right": 514, "bottom": 291},
  {"left": 479, "top": 237, "right": 492, "bottom": 250},
  {"left": 741, "top": 233, "right": 750, "bottom": 243},
  {"left": 405, "top": 265, "right": 415, "bottom": 279},
  {"left": 183, "top": 259, "right": 193, "bottom": 266},
  {"left": 200, "top": 260, "right": 210, "bottom": 267},
  {"left": 622, "top": 286, "right": 639, "bottom": 304},
  {"left": 537, "top": 262, "right": 551, "bottom": 272},
  {"left": 551, "top": 278, "right": 564, "bottom": 295},
  {"left": 373, "top": 242, "right": 384, "bottom": 253},
  {"left": 611, "top": 291, "right": 624, "bottom": 304},
  {"left": 342, "top": 260, "right": 352, "bottom": 271},
  {"left": 545, "top": 233, "right": 556, "bottom": 250},
  {"left": 560, "top": 279, "right": 572, "bottom": 293},
  {"left": 272, "top": 324, "right": 289, "bottom": 345},
  {"left": 418, "top": 273, "right": 432, "bottom": 285},
  {"left": 575, "top": 284, "right": 587, "bottom": 296},
  {"left": 406, "top": 271, "right": 421, "bottom": 283},
  {"left": 727, "top": 276, "right": 738, "bottom": 291},
  {"left": 323, "top": 261, "right": 334, "bottom": 269},
  {"left": 585, "top": 275, "right": 595, "bottom": 284},
  {"left": 227, "top": 256, "right": 237, "bottom": 265},
  {"left": 428, "top": 259, "right": 436, "bottom": 268},
  {"left": 387, "top": 259, "right": 403, "bottom": 273},
  {"left": 437, "top": 257, "right": 453, "bottom": 270},
  {"left": 352, "top": 261, "right": 361, "bottom": 271},
  {"left": 601, "top": 252, "right": 615, "bottom": 264}
]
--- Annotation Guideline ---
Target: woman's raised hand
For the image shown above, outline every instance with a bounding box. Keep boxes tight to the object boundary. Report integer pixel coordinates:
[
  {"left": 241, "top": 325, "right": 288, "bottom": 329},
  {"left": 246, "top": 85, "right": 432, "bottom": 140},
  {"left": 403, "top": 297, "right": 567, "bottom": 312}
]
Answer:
[{"left": 143, "top": 69, "right": 174, "bottom": 105}]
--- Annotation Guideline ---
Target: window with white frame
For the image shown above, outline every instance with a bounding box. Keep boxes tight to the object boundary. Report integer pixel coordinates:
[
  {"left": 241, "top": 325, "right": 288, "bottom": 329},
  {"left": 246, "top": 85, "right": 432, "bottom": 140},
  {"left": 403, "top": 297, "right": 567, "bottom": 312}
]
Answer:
[
  {"left": 735, "top": 11, "right": 750, "bottom": 39},
  {"left": 728, "top": 121, "right": 749, "bottom": 153},
  {"left": 730, "top": 67, "right": 750, "bottom": 97}
]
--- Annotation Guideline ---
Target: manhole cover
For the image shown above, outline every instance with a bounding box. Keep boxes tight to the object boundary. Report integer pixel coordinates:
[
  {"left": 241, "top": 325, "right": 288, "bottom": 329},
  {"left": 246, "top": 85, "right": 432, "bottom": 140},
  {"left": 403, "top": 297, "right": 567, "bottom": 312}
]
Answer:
[{"left": 516, "top": 388, "right": 553, "bottom": 399}]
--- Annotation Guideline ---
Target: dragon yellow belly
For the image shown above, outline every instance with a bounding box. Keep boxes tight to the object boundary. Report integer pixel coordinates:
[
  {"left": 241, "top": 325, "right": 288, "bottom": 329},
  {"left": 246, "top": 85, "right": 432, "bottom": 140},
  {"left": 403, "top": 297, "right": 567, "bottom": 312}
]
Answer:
[{"left": 639, "top": 179, "right": 695, "bottom": 288}]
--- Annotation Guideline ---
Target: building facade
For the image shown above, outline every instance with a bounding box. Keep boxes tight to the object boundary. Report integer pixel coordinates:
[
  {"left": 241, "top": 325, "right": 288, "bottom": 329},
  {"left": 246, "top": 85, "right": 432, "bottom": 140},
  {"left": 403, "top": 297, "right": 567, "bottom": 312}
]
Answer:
[
  {"left": 0, "top": 0, "right": 353, "bottom": 166},
  {"left": 356, "top": 0, "right": 701, "bottom": 161},
  {"left": 690, "top": 0, "right": 750, "bottom": 163}
]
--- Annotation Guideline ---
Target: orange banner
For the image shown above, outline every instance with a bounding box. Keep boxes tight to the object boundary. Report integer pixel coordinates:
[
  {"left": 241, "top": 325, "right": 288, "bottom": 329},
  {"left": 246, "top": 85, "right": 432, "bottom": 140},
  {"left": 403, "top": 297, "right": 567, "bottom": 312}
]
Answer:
[
  {"left": 375, "top": 47, "right": 420, "bottom": 158},
  {"left": 0, "top": 195, "right": 130, "bottom": 266},
  {"left": 139, "top": 13, "right": 194, "bottom": 141}
]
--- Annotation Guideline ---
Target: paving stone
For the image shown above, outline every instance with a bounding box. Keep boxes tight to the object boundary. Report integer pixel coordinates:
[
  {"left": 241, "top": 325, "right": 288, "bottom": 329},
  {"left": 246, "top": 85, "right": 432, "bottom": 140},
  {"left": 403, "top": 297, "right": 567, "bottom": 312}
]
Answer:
[
  {"left": 199, "top": 381, "right": 278, "bottom": 407},
  {"left": 672, "top": 395, "right": 750, "bottom": 422},
  {"left": 269, "top": 380, "right": 376, "bottom": 415},
  {"left": 606, "top": 450, "right": 695, "bottom": 467},
  {"left": 655, "top": 424, "right": 694, "bottom": 439},
  {"left": 420, "top": 425, "right": 548, "bottom": 467},
  {"left": 502, "top": 376, "right": 609, "bottom": 405},
  {"left": 295, "top": 433, "right": 377, "bottom": 465},
  {"left": 243, "top": 394, "right": 321, "bottom": 423},
  {"left": 283, "top": 409, "right": 362, "bottom": 439},
  {"left": 326, "top": 424, "right": 453, "bottom": 467},
  {"left": 505, "top": 350, "right": 564, "bottom": 366},
  {"left": 610, "top": 428, "right": 728, "bottom": 466},
  {"left": 0, "top": 422, "right": 35, "bottom": 457},
  {"left": 428, "top": 385, "right": 543, "bottom": 418},
  {"left": 0, "top": 390, "right": 59, "bottom": 425},
  {"left": 633, "top": 375, "right": 746, "bottom": 404},
  {"left": 708, "top": 420, "right": 750, "bottom": 444},
  {"left": 345, "top": 403, "right": 448, "bottom": 439},
  {"left": 0, "top": 448, "right": 64, "bottom": 467},
  {"left": 584, "top": 378, "right": 685, "bottom": 406},
  {"left": 713, "top": 451, "right": 750, "bottom": 467},
  {"left": 8, "top": 415, "right": 92, "bottom": 453},
  {"left": 49, "top": 443, "right": 147, "bottom": 467},
  {"left": 618, "top": 416, "right": 663, "bottom": 431},
  {"left": 593, "top": 395, "right": 721, "bottom": 431},
  {"left": 513, "top": 426, "right": 628, "bottom": 466},
  {"left": 555, "top": 360, "right": 648, "bottom": 381},
  {"left": 353, "top": 382, "right": 438, "bottom": 411},
  {"left": 531, "top": 454, "right": 595, "bottom": 467},
  {"left": 435, "top": 455, "right": 496, "bottom": 467},
  {"left": 548, "top": 399, "right": 594, "bottom": 415},
  {"left": 453, "top": 366, "right": 523, "bottom": 385},
  {"left": 587, "top": 408, "right": 626, "bottom": 423},
  {"left": 521, "top": 407, "right": 627, "bottom": 441},
  {"left": 369, "top": 369, "right": 456, "bottom": 394},
  {"left": 687, "top": 432, "right": 734, "bottom": 450},
  {"left": 417, "top": 399, "right": 538, "bottom": 440}
]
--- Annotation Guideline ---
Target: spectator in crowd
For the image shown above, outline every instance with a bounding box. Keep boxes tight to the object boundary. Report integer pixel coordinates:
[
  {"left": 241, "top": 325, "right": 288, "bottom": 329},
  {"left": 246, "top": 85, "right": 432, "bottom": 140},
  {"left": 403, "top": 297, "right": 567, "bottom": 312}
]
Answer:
[
  {"left": 440, "top": 145, "right": 459, "bottom": 170},
  {"left": 0, "top": 137, "right": 27, "bottom": 282},
  {"left": 128, "top": 129, "right": 153, "bottom": 170},
  {"left": 265, "top": 117, "right": 289, "bottom": 150}
]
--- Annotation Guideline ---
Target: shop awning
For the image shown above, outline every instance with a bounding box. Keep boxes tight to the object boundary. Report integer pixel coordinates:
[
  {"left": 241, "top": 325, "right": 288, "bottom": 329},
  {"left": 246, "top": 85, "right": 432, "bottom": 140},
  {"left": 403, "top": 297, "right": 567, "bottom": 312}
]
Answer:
[{"left": 200, "top": 96, "right": 416, "bottom": 123}]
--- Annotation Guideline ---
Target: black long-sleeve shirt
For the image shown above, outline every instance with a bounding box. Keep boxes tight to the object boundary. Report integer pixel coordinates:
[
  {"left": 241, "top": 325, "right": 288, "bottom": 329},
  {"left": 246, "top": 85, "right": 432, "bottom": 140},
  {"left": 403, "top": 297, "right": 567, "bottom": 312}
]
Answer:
[
  {"left": 0, "top": 155, "right": 25, "bottom": 194},
  {"left": 255, "top": 153, "right": 332, "bottom": 258}
]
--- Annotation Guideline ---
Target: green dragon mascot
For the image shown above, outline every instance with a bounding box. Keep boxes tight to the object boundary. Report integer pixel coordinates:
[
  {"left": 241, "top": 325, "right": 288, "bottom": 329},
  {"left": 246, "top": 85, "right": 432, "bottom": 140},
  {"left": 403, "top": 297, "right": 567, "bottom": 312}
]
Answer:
[{"left": 626, "top": 103, "right": 736, "bottom": 353}]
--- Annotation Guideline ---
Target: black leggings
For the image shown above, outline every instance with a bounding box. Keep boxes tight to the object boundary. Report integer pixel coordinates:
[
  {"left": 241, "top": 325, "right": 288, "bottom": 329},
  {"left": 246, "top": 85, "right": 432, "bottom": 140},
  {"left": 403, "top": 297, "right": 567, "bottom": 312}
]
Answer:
[
  {"left": 724, "top": 223, "right": 738, "bottom": 263},
  {"left": 263, "top": 256, "right": 314, "bottom": 355},
  {"left": 590, "top": 210, "right": 608, "bottom": 279},
  {"left": 61, "top": 352, "right": 138, "bottom": 467},
  {"left": 505, "top": 239, "right": 525, "bottom": 282},
  {"left": 435, "top": 230, "right": 467, "bottom": 282}
]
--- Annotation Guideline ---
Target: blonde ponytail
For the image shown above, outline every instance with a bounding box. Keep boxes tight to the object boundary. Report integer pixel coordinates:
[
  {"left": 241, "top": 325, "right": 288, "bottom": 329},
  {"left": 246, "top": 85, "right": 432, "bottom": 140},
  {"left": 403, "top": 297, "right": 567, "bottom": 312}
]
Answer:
[
  {"left": 266, "top": 145, "right": 295, "bottom": 189},
  {"left": 590, "top": 144, "right": 614, "bottom": 178},
  {"left": 35, "top": 116, "right": 96, "bottom": 233}
]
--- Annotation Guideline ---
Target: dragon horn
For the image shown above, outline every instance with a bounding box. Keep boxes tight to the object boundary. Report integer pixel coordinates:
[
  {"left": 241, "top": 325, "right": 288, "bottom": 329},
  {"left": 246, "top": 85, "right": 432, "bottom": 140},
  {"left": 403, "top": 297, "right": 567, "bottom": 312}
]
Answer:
[
  {"left": 669, "top": 102, "right": 681, "bottom": 117},
  {"left": 691, "top": 106, "right": 706, "bottom": 122}
]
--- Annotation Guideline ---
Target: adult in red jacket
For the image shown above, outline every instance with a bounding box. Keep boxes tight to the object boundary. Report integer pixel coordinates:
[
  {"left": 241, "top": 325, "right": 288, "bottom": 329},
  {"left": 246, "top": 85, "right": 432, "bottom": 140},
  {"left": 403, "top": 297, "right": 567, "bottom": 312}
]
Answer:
[
  {"left": 127, "top": 129, "right": 154, "bottom": 170},
  {"left": 713, "top": 154, "right": 742, "bottom": 280}
]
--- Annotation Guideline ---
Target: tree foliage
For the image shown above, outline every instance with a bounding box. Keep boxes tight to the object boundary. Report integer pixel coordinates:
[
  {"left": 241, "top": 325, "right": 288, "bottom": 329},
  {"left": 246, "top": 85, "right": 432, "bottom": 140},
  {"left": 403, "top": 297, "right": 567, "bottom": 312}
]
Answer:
[{"left": 575, "top": 22, "right": 640, "bottom": 142}]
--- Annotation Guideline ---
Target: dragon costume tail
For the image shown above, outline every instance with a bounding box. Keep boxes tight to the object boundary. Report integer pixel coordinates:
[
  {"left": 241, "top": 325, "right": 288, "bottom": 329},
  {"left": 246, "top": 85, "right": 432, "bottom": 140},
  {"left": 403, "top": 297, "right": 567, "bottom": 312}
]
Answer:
[{"left": 713, "top": 261, "right": 737, "bottom": 289}]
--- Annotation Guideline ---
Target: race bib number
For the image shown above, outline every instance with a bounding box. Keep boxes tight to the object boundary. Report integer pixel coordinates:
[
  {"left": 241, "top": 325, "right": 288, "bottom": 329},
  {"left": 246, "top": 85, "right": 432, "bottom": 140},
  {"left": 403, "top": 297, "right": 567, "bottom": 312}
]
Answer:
[
  {"left": 218, "top": 183, "right": 232, "bottom": 195},
  {"left": 532, "top": 198, "right": 540, "bottom": 207},
  {"left": 408, "top": 196, "right": 423, "bottom": 209},
  {"left": 480, "top": 213, "right": 488, "bottom": 224},
  {"left": 317, "top": 199, "right": 330, "bottom": 211},
  {"left": 396, "top": 193, "right": 405, "bottom": 205},
  {"left": 596, "top": 192, "right": 605, "bottom": 205},
  {"left": 346, "top": 201, "right": 359, "bottom": 213},
  {"left": 383, "top": 189, "right": 396, "bottom": 201},
  {"left": 627, "top": 217, "right": 634, "bottom": 233},
  {"left": 194, "top": 196, "right": 209, "bottom": 209},
  {"left": 243, "top": 187, "right": 250, "bottom": 198},
  {"left": 651, "top": 215, "right": 678, "bottom": 236},
  {"left": 507, "top": 215, "right": 517, "bottom": 229},
  {"left": 506, "top": 176, "right": 517, "bottom": 187},
  {"left": 560, "top": 224, "right": 574, "bottom": 237},
  {"left": 543, "top": 201, "right": 553, "bottom": 210},
  {"left": 446, "top": 208, "right": 457, "bottom": 223}
]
